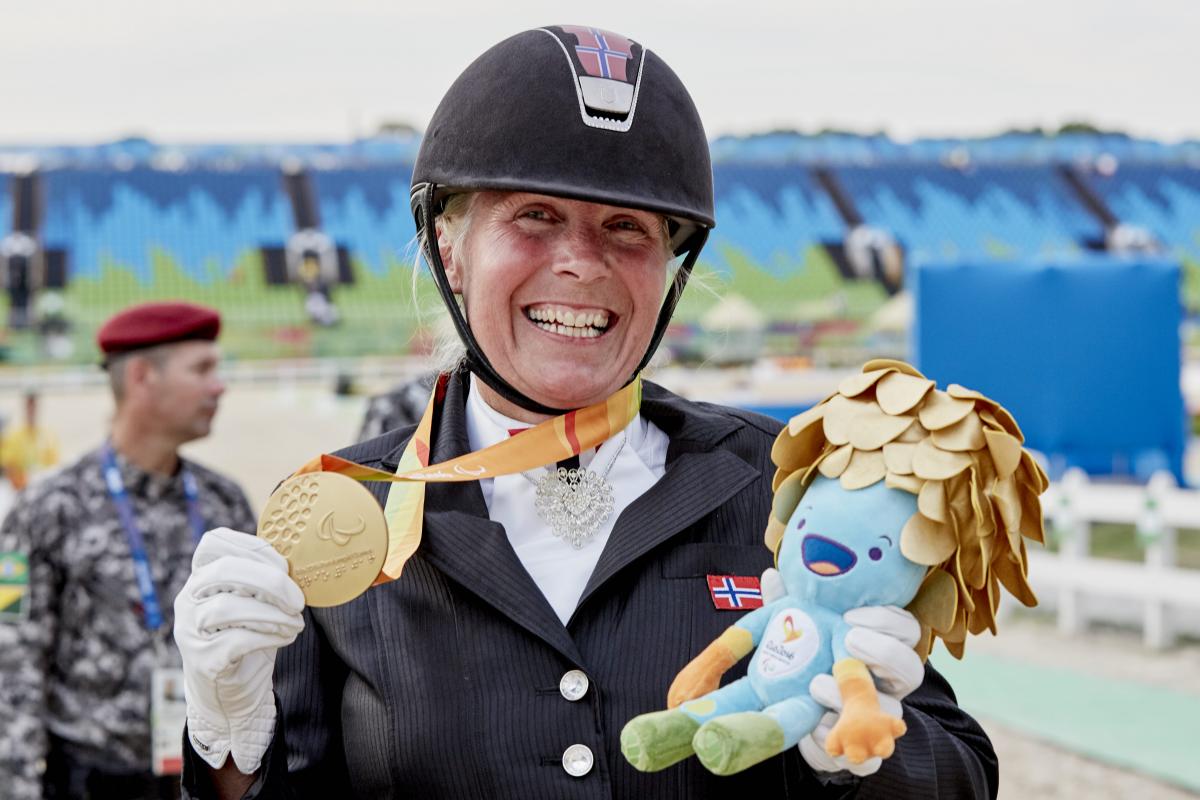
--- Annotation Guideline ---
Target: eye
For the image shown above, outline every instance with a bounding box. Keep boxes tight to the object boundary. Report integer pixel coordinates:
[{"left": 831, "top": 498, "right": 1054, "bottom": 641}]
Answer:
[
  {"left": 609, "top": 218, "right": 649, "bottom": 237},
  {"left": 868, "top": 547, "right": 883, "bottom": 561},
  {"left": 794, "top": 518, "right": 806, "bottom": 531}
]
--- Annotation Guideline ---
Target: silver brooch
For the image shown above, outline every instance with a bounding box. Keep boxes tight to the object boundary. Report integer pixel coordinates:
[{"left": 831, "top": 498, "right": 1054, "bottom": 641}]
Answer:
[{"left": 524, "top": 431, "right": 627, "bottom": 548}]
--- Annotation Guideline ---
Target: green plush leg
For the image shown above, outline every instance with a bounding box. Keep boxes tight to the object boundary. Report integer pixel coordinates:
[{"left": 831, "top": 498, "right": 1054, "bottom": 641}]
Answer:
[
  {"left": 692, "top": 712, "right": 786, "bottom": 776},
  {"left": 621, "top": 710, "right": 701, "bottom": 772}
]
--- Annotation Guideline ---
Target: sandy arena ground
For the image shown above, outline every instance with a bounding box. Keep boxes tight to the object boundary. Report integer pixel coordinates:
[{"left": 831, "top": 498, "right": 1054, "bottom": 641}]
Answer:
[
  {"left": 4, "top": 381, "right": 1199, "bottom": 798},
  {"left": 969, "top": 619, "right": 1200, "bottom": 799}
]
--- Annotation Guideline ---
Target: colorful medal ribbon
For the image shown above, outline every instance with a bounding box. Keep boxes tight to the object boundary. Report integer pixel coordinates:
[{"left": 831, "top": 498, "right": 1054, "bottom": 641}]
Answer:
[{"left": 291, "top": 374, "right": 643, "bottom": 585}]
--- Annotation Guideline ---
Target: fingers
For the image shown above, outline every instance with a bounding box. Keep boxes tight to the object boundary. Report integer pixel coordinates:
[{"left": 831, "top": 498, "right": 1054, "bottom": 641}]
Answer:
[
  {"left": 185, "top": 555, "right": 306, "bottom": 616},
  {"left": 191, "top": 591, "right": 306, "bottom": 640},
  {"left": 806, "top": 719, "right": 883, "bottom": 777},
  {"left": 175, "top": 538, "right": 306, "bottom": 682},
  {"left": 801, "top": 734, "right": 888, "bottom": 777},
  {"left": 759, "top": 567, "right": 785, "bottom": 604},
  {"left": 181, "top": 624, "right": 300, "bottom": 680},
  {"left": 809, "top": 673, "right": 842, "bottom": 710},
  {"left": 799, "top": 734, "right": 842, "bottom": 773},
  {"left": 843, "top": 605, "right": 921, "bottom": 648},
  {"left": 810, "top": 673, "right": 904, "bottom": 717},
  {"left": 842, "top": 627, "right": 924, "bottom": 698},
  {"left": 192, "top": 527, "right": 290, "bottom": 573}
]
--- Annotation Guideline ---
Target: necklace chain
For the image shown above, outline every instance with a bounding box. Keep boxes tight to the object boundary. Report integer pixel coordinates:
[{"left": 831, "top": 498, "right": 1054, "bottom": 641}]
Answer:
[{"left": 520, "top": 431, "right": 627, "bottom": 548}]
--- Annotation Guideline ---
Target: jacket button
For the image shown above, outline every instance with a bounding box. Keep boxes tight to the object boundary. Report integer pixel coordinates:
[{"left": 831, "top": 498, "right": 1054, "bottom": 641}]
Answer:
[
  {"left": 562, "top": 744, "right": 594, "bottom": 777},
  {"left": 559, "top": 670, "right": 589, "bottom": 702}
]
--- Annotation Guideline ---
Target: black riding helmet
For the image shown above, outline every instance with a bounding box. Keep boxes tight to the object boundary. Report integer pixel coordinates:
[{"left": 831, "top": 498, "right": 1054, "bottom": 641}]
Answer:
[{"left": 411, "top": 25, "right": 715, "bottom": 416}]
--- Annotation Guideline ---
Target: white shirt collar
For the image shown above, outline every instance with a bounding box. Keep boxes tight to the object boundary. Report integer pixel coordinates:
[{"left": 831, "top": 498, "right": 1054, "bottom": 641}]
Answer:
[
  {"left": 462, "top": 374, "right": 669, "bottom": 625},
  {"left": 465, "top": 374, "right": 661, "bottom": 473}
]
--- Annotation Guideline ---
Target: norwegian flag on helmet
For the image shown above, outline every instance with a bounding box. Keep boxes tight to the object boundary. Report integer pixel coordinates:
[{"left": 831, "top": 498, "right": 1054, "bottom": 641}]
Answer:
[
  {"left": 706, "top": 575, "right": 764, "bottom": 610},
  {"left": 543, "top": 24, "right": 644, "bottom": 125},
  {"left": 559, "top": 25, "right": 633, "bottom": 82}
]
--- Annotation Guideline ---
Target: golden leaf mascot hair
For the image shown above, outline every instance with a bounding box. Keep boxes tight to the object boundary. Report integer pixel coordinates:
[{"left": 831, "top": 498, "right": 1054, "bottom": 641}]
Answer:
[{"left": 767, "top": 360, "right": 1049, "bottom": 660}]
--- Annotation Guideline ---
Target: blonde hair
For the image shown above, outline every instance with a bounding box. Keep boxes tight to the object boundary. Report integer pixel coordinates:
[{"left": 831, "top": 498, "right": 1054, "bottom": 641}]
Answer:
[{"left": 767, "top": 359, "right": 1048, "bottom": 660}]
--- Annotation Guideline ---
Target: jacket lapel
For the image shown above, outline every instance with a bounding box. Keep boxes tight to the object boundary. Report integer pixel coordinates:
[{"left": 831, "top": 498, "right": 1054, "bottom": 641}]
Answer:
[
  {"left": 379, "top": 374, "right": 583, "bottom": 664},
  {"left": 573, "top": 384, "right": 761, "bottom": 616},
  {"left": 376, "top": 378, "right": 765, "bottom": 660}
]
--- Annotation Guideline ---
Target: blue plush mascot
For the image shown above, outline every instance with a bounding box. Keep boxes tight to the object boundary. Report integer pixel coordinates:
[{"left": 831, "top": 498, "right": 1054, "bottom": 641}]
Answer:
[{"left": 621, "top": 360, "right": 1046, "bottom": 776}]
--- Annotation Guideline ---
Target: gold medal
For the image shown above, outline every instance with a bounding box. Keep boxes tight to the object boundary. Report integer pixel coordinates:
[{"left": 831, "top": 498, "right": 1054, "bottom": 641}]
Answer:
[{"left": 257, "top": 472, "right": 387, "bottom": 607}]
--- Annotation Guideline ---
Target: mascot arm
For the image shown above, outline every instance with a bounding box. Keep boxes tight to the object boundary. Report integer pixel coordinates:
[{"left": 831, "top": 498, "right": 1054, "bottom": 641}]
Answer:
[
  {"left": 666, "top": 602, "right": 776, "bottom": 709},
  {"left": 824, "top": 626, "right": 908, "bottom": 765}
]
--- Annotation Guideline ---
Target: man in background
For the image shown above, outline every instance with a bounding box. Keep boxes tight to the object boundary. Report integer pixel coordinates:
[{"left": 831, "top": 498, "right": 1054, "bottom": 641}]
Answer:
[
  {"left": 0, "top": 301, "right": 256, "bottom": 800},
  {"left": 0, "top": 391, "right": 61, "bottom": 491}
]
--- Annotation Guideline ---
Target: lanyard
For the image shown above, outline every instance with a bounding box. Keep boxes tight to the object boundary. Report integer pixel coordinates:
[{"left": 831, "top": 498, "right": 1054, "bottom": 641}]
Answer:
[
  {"left": 101, "top": 445, "right": 206, "bottom": 633},
  {"left": 289, "top": 373, "right": 643, "bottom": 585}
]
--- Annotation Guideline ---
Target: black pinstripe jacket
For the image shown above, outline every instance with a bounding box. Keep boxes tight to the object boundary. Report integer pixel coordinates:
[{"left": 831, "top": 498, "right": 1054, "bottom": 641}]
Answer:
[{"left": 183, "top": 375, "right": 997, "bottom": 799}]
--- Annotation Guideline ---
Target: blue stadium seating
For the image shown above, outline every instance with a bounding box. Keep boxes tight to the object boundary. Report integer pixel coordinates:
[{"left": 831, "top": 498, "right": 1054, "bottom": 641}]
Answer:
[
  {"left": 309, "top": 166, "right": 416, "bottom": 274},
  {"left": 709, "top": 164, "right": 844, "bottom": 275},
  {"left": 40, "top": 167, "right": 292, "bottom": 284},
  {"left": 832, "top": 164, "right": 1103, "bottom": 262},
  {"left": 0, "top": 174, "right": 10, "bottom": 238},
  {"left": 708, "top": 132, "right": 1199, "bottom": 165},
  {"left": 1082, "top": 165, "right": 1200, "bottom": 261}
]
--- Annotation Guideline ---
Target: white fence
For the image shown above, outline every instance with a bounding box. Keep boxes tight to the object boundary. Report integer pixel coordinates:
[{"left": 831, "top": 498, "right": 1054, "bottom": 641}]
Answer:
[{"left": 1030, "top": 468, "right": 1200, "bottom": 649}]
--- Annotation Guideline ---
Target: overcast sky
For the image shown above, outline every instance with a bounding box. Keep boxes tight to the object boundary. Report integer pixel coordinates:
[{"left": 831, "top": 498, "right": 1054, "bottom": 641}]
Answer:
[{"left": 3, "top": 0, "right": 1197, "bottom": 144}]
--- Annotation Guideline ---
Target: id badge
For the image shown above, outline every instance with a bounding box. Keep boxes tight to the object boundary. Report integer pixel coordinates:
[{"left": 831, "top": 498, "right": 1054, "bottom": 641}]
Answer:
[{"left": 150, "top": 667, "right": 186, "bottom": 776}]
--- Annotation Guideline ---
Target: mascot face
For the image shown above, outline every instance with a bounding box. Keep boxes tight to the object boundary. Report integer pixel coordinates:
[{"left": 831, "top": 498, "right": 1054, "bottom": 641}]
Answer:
[{"left": 777, "top": 476, "right": 926, "bottom": 612}]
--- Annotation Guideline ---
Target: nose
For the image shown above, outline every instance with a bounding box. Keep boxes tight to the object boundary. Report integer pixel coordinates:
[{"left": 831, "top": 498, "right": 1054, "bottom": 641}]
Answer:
[{"left": 550, "top": 226, "right": 611, "bottom": 284}]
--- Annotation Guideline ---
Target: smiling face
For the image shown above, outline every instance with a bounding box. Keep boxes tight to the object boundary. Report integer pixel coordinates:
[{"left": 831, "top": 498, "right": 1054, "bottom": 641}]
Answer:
[
  {"left": 777, "top": 476, "right": 926, "bottom": 612},
  {"left": 438, "top": 191, "right": 671, "bottom": 420}
]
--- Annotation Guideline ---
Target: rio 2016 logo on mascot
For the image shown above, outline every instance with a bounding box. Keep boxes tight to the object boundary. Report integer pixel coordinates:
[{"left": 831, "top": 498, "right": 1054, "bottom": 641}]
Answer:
[{"left": 621, "top": 360, "right": 1047, "bottom": 776}]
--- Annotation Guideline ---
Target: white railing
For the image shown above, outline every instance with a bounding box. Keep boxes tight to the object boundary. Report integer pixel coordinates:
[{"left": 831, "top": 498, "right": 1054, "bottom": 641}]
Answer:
[
  {"left": 0, "top": 355, "right": 433, "bottom": 393},
  {"left": 1030, "top": 468, "right": 1200, "bottom": 649}
]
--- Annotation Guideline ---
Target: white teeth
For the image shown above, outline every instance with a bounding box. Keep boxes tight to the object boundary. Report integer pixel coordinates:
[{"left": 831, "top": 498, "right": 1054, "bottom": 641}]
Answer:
[
  {"left": 532, "top": 320, "right": 600, "bottom": 338},
  {"left": 526, "top": 306, "right": 610, "bottom": 332}
]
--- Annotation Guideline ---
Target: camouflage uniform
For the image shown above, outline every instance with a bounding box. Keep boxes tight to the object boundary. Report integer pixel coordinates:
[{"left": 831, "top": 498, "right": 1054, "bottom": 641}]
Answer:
[
  {"left": 0, "top": 446, "right": 255, "bottom": 800},
  {"left": 356, "top": 372, "right": 435, "bottom": 442}
]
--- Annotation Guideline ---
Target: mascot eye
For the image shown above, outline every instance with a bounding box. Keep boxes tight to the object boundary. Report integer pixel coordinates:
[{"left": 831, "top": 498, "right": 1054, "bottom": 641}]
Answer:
[{"left": 868, "top": 547, "right": 883, "bottom": 561}]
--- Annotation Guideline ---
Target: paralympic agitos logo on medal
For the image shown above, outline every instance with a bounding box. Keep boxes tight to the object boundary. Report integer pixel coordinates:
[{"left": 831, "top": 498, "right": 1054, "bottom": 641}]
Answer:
[{"left": 318, "top": 512, "right": 366, "bottom": 546}]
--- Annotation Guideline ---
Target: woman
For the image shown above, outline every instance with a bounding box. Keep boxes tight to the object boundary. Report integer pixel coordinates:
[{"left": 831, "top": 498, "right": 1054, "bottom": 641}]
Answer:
[{"left": 175, "top": 26, "right": 997, "bottom": 799}]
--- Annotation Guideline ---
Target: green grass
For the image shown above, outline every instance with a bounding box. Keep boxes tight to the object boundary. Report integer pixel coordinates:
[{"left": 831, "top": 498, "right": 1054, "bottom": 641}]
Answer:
[
  {"left": 1, "top": 249, "right": 442, "bottom": 364},
  {"left": 0, "top": 243, "right": 889, "bottom": 365},
  {"left": 674, "top": 244, "right": 887, "bottom": 324},
  {"left": 1181, "top": 257, "right": 1200, "bottom": 314}
]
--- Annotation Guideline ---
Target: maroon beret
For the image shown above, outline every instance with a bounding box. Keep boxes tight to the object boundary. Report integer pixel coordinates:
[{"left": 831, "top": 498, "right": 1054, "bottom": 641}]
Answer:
[{"left": 97, "top": 301, "right": 221, "bottom": 359}]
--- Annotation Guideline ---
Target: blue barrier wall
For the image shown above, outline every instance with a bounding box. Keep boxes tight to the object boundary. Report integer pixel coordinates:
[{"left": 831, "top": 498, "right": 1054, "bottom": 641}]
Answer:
[{"left": 912, "top": 257, "right": 1185, "bottom": 482}]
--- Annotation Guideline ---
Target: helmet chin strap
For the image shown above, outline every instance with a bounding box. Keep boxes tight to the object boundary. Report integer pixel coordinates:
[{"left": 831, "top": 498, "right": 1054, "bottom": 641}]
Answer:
[{"left": 414, "top": 183, "right": 709, "bottom": 417}]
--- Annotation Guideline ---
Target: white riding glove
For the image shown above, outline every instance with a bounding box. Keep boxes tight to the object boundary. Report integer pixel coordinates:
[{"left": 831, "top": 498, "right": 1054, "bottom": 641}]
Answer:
[
  {"left": 759, "top": 568, "right": 924, "bottom": 778},
  {"left": 174, "top": 528, "right": 306, "bottom": 773}
]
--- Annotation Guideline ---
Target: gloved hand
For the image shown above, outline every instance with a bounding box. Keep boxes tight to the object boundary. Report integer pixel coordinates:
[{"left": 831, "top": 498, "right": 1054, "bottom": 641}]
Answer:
[
  {"left": 174, "top": 528, "right": 306, "bottom": 773},
  {"left": 759, "top": 568, "right": 924, "bottom": 777},
  {"left": 800, "top": 674, "right": 905, "bottom": 776}
]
